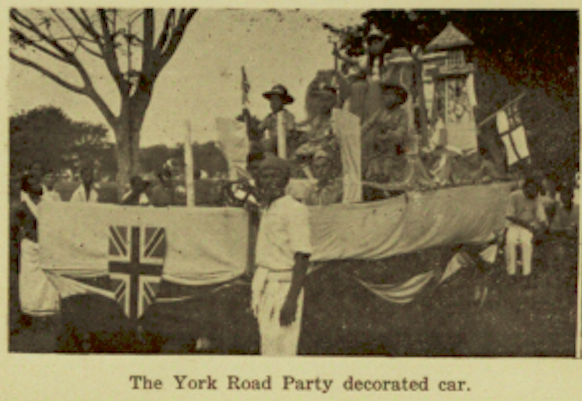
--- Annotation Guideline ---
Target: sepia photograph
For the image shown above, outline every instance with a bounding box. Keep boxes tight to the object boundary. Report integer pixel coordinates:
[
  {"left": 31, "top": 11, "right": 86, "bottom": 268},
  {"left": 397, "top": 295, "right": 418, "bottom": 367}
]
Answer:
[{"left": 7, "top": 7, "right": 579, "bottom": 360}]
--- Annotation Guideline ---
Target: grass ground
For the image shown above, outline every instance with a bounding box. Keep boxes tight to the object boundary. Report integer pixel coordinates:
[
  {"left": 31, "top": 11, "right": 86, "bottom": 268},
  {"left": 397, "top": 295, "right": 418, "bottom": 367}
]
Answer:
[{"left": 9, "top": 240, "right": 577, "bottom": 356}]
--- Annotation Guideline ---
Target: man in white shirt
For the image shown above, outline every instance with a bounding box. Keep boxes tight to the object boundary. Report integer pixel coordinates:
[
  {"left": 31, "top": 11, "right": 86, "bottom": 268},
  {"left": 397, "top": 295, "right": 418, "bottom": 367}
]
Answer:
[
  {"left": 505, "top": 178, "right": 548, "bottom": 276},
  {"left": 41, "top": 170, "right": 62, "bottom": 202},
  {"left": 252, "top": 155, "right": 312, "bottom": 356},
  {"left": 70, "top": 166, "right": 99, "bottom": 203}
]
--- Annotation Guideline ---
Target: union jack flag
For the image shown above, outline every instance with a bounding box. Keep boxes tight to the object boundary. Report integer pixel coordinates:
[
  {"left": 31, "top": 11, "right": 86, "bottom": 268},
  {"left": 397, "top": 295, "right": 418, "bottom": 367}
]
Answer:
[{"left": 108, "top": 226, "right": 166, "bottom": 320}]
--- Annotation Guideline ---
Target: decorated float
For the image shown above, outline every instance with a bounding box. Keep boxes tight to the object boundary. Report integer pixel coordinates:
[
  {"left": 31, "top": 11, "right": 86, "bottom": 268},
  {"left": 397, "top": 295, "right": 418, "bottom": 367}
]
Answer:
[{"left": 25, "top": 23, "right": 528, "bottom": 352}]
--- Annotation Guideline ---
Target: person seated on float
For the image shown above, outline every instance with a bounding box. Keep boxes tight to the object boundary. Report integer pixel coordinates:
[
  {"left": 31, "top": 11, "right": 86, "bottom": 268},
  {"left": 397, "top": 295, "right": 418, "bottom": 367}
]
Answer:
[
  {"left": 304, "top": 149, "right": 343, "bottom": 206},
  {"left": 361, "top": 78, "right": 409, "bottom": 200},
  {"left": 258, "top": 84, "right": 296, "bottom": 157},
  {"left": 361, "top": 77, "right": 408, "bottom": 150},
  {"left": 294, "top": 74, "right": 342, "bottom": 170},
  {"left": 505, "top": 178, "right": 548, "bottom": 278},
  {"left": 120, "top": 175, "right": 150, "bottom": 206}
]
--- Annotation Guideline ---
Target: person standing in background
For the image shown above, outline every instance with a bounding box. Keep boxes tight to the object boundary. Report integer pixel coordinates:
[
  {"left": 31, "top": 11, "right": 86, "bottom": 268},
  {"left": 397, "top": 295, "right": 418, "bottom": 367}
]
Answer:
[
  {"left": 120, "top": 175, "right": 150, "bottom": 206},
  {"left": 41, "top": 168, "right": 62, "bottom": 202},
  {"left": 70, "top": 165, "right": 99, "bottom": 203},
  {"left": 148, "top": 167, "right": 174, "bottom": 207}
]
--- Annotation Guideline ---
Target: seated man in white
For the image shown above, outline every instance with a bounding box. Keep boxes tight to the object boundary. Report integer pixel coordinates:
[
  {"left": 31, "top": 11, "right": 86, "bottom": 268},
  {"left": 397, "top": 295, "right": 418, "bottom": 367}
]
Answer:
[{"left": 505, "top": 178, "right": 548, "bottom": 277}]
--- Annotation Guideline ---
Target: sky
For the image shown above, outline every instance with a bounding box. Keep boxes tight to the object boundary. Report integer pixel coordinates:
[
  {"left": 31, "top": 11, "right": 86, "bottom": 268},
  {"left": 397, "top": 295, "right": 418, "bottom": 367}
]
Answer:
[{"left": 9, "top": 9, "right": 366, "bottom": 148}]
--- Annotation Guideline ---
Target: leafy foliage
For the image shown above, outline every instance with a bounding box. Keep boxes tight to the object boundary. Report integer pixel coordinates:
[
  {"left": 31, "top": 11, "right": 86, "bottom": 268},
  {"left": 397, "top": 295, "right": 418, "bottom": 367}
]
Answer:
[{"left": 10, "top": 105, "right": 110, "bottom": 175}]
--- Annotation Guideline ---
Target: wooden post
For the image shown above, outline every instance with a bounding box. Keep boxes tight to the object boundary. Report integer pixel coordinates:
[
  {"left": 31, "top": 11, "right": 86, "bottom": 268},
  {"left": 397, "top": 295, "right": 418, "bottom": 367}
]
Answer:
[
  {"left": 276, "top": 112, "right": 287, "bottom": 159},
  {"left": 413, "top": 48, "right": 429, "bottom": 149},
  {"left": 184, "top": 121, "right": 195, "bottom": 207}
]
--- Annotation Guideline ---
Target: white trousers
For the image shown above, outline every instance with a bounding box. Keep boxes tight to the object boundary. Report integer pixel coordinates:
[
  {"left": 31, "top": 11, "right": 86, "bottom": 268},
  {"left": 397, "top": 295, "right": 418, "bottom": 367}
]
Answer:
[
  {"left": 251, "top": 267, "right": 303, "bottom": 356},
  {"left": 505, "top": 224, "right": 534, "bottom": 276}
]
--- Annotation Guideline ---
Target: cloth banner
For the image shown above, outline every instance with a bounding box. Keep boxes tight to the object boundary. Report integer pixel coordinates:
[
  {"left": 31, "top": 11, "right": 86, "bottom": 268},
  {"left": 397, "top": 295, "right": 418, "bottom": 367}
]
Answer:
[
  {"left": 496, "top": 102, "right": 529, "bottom": 166},
  {"left": 216, "top": 118, "right": 249, "bottom": 180},
  {"left": 37, "top": 203, "right": 248, "bottom": 308},
  {"left": 19, "top": 239, "right": 60, "bottom": 316},
  {"left": 357, "top": 271, "right": 435, "bottom": 304},
  {"left": 309, "top": 182, "right": 511, "bottom": 262},
  {"left": 332, "top": 109, "right": 362, "bottom": 203}
]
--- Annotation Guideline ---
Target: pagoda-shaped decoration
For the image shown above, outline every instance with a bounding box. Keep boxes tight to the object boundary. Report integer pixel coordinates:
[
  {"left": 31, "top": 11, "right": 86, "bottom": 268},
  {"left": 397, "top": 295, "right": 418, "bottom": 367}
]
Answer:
[
  {"left": 423, "top": 22, "right": 479, "bottom": 153},
  {"left": 426, "top": 21, "right": 474, "bottom": 75}
]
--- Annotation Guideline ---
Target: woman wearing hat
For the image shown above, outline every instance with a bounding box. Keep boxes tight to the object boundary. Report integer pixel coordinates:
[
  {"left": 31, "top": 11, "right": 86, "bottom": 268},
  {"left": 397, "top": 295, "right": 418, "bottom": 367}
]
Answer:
[{"left": 258, "top": 84, "right": 296, "bottom": 158}]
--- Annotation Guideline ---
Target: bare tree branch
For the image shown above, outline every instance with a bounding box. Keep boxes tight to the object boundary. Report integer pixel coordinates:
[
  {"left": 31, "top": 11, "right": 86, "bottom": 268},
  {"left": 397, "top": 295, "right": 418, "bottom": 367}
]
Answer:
[
  {"left": 155, "top": 9, "right": 197, "bottom": 74},
  {"left": 84, "top": 84, "right": 118, "bottom": 128},
  {"left": 10, "top": 51, "right": 85, "bottom": 94},
  {"left": 154, "top": 9, "right": 175, "bottom": 58},
  {"left": 67, "top": 8, "right": 103, "bottom": 47},
  {"left": 10, "top": 28, "right": 70, "bottom": 64},
  {"left": 98, "top": 8, "right": 129, "bottom": 94},
  {"left": 51, "top": 9, "right": 103, "bottom": 59},
  {"left": 142, "top": 9, "right": 154, "bottom": 75},
  {"left": 11, "top": 9, "right": 75, "bottom": 58}
]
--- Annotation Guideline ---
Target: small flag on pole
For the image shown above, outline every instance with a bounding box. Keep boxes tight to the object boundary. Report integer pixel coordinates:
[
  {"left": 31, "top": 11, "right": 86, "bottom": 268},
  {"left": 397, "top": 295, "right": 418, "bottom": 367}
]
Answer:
[
  {"left": 496, "top": 98, "right": 530, "bottom": 166},
  {"left": 241, "top": 66, "right": 250, "bottom": 106}
]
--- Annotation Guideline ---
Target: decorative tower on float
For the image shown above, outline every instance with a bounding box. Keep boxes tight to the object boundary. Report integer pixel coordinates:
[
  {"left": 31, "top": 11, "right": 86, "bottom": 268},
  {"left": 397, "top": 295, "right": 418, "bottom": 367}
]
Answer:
[{"left": 421, "top": 22, "right": 479, "bottom": 154}]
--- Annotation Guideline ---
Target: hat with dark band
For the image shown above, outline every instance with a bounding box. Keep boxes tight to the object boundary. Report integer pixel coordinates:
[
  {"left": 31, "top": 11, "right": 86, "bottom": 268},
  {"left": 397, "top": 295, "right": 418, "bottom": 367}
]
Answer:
[{"left": 262, "top": 84, "right": 294, "bottom": 104}]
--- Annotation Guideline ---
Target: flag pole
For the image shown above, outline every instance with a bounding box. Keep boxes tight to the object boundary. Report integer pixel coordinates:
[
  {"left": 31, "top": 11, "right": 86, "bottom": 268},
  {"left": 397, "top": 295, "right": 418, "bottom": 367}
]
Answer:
[
  {"left": 184, "top": 120, "right": 195, "bottom": 207},
  {"left": 477, "top": 92, "right": 527, "bottom": 127}
]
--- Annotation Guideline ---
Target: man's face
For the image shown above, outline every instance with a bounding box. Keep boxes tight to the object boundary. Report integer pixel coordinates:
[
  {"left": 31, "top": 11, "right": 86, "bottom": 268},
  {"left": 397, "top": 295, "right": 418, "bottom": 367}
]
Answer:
[
  {"left": 43, "top": 172, "right": 57, "bottom": 189},
  {"left": 81, "top": 169, "right": 93, "bottom": 185},
  {"left": 312, "top": 157, "right": 332, "bottom": 180},
  {"left": 269, "top": 96, "right": 284, "bottom": 113},
  {"left": 524, "top": 182, "right": 538, "bottom": 199},
  {"left": 257, "top": 167, "right": 287, "bottom": 200}
]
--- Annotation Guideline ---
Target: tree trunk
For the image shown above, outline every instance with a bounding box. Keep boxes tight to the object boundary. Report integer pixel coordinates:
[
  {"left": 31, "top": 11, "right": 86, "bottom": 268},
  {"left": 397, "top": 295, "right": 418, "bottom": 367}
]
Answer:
[
  {"left": 113, "top": 89, "right": 151, "bottom": 200},
  {"left": 114, "top": 124, "right": 141, "bottom": 200}
]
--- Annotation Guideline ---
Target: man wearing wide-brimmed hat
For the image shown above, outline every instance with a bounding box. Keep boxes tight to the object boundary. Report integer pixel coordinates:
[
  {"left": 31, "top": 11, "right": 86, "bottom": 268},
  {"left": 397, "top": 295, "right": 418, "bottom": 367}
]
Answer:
[
  {"left": 251, "top": 154, "right": 312, "bottom": 355},
  {"left": 258, "top": 84, "right": 296, "bottom": 158}
]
